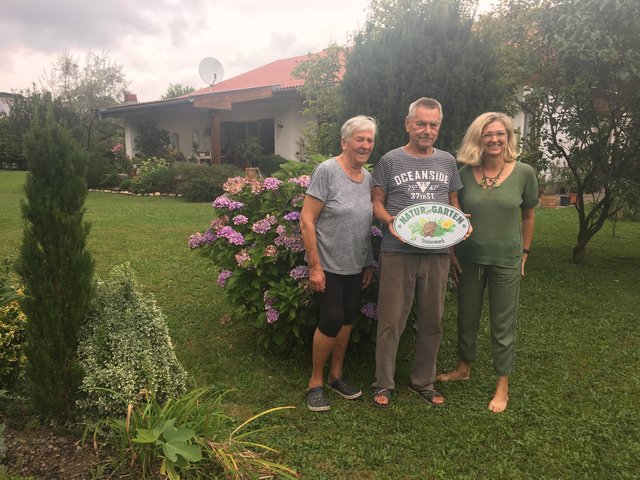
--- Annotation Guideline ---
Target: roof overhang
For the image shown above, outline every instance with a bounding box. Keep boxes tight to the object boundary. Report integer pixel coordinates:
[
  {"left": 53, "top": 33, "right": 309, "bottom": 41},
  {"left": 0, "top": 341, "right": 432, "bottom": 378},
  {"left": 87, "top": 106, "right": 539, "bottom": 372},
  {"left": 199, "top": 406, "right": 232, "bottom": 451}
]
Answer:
[
  {"left": 192, "top": 85, "right": 275, "bottom": 110},
  {"left": 99, "top": 98, "right": 194, "bottom": 117},
  {"left": 99, "top": 85, "right": 302, "bottom": 119}
]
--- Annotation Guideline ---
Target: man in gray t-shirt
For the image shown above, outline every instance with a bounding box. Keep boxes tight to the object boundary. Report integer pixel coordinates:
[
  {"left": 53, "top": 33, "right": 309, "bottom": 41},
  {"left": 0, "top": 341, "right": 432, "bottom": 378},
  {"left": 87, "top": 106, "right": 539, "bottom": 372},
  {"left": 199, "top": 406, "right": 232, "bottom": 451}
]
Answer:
[{"left": 371, "top": 97, "right": 463, "bottom": 408}]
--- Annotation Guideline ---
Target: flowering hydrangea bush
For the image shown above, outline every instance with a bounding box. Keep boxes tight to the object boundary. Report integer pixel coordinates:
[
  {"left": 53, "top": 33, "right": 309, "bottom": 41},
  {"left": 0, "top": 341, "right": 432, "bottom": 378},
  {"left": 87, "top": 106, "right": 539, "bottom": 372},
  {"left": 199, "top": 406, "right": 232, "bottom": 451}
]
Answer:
[{"left": 189, "top": 170, "right": 381, "bottom": 349}]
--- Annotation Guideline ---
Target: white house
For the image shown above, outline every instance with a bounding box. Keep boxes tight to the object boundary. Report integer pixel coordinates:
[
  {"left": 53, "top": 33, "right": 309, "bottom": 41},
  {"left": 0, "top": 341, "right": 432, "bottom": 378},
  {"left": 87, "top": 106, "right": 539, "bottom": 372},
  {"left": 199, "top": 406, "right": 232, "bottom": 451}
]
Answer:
[{"left": 99, "top": 53, "right": 316, "bottom": 165}]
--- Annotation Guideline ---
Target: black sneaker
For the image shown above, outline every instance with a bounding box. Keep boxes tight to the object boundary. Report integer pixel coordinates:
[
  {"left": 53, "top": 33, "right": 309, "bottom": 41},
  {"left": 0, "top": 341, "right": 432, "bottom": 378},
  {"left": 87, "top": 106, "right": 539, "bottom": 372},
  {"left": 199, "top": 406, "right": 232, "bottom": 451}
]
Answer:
[{"left": 306, "top": 386, "right": 330, "bottom": 412}]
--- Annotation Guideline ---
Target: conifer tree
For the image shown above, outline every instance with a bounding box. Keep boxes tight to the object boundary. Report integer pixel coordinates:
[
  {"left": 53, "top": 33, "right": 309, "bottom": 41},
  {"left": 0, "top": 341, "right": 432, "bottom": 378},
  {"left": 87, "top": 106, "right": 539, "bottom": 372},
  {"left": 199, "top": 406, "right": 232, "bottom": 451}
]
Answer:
[{"left": 16, "top": 107, "right": 94, "bottom": 420}]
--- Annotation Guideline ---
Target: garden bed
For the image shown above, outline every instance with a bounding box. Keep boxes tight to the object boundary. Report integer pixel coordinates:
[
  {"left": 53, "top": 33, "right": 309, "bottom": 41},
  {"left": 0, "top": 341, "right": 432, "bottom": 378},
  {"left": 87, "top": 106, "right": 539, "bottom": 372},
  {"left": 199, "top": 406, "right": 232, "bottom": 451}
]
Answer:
[{"left": 4, "top": 425, "right": 105, "bottom": 479}]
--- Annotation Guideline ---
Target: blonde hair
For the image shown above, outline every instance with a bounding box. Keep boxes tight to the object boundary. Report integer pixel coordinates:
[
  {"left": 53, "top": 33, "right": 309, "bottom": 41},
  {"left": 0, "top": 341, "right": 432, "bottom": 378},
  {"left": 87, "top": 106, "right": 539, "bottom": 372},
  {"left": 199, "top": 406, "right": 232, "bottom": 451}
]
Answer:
[{"left": 457, "top": 112, "right": 518, "bottom": 165}]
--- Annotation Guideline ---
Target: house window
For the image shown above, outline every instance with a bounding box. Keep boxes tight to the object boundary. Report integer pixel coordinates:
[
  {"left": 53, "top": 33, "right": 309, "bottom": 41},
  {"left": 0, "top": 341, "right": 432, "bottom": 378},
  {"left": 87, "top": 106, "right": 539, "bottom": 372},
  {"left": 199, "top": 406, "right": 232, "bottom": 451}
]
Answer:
[{"left": 220, "top": 119, "right": 275, "bottom": 166}]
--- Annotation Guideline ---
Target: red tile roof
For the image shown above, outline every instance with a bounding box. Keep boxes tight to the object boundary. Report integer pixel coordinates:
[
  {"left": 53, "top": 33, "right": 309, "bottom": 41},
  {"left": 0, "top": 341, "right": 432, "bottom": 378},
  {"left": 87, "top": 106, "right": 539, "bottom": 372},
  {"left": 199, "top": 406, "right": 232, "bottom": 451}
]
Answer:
[{"left": 188, "top": 50, "right": 343, "bottom": 97}]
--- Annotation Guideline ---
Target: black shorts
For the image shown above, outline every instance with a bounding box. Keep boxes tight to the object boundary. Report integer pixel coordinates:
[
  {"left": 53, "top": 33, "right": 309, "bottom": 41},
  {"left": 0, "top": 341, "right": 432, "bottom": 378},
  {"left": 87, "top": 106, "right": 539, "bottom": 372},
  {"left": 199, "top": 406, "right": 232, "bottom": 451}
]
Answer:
[{"left": 316, "top": 270, "right": 363, "bottom": 337}]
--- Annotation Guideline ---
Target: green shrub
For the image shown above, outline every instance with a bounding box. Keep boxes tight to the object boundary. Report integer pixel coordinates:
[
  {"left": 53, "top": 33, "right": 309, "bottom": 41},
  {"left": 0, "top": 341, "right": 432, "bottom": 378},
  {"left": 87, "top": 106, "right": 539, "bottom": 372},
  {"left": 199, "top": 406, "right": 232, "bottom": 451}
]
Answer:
[
  {"left": 258, "top": 154, "right": 288, "bottom": 177},
  {"left": 119, "top": 177, "right": 136, "bottom": 192},
  {"left": 76, "top": 263, "right": 187, "bottom": 418},
  {"left": 136, "top": 157, "right": 176, "bottom": 194},
  {"left": 87, "top": 387, "right": 297, "bottom": 479},
  {"left": 176, "top": 163, "right": 243, "bottom": 202},
  {"left": 0, "top": 295, "right": 27, "bottom": 387}
]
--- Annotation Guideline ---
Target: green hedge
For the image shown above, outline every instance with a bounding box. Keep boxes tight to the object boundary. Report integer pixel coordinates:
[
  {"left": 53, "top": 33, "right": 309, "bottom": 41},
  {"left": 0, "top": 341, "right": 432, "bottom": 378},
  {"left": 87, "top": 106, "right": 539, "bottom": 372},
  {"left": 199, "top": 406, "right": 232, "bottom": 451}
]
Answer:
[{"left": 176, "top": 163, "right": 243, "bottom": 202}]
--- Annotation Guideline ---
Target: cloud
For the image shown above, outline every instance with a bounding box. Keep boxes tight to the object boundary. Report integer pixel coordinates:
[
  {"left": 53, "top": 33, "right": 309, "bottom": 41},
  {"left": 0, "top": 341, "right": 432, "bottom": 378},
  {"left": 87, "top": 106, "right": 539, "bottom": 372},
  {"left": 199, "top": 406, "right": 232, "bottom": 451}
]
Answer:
[{"left": 0, "top": 0, "right": 377, "bottom": 99}]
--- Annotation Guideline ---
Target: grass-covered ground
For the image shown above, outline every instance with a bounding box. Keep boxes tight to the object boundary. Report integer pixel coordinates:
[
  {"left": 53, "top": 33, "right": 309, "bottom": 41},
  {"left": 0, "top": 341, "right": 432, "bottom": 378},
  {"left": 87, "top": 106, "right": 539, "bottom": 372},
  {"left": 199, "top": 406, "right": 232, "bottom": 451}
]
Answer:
[{"left": 1, "top": 170, "right": 639, "bottom": 479}]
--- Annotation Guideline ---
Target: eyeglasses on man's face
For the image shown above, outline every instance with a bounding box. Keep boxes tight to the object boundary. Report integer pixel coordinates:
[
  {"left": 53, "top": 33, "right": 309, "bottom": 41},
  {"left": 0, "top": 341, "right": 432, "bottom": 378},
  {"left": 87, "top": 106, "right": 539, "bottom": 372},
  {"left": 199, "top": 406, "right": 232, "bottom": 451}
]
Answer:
[{"left": 481, "top": 131, "right": 508, "bottom": 142}]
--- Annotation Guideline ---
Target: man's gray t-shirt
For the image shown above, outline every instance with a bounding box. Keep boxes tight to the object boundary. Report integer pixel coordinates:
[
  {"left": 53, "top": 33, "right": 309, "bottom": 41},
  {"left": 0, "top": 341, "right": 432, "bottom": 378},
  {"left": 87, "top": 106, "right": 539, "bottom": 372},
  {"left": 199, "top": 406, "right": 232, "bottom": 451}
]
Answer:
[
  {"left": 306, "top": 157, "right": 374, "bottom": 275},
  {"left": 372, "top": 147, "right": 462, "bottom": 255}
]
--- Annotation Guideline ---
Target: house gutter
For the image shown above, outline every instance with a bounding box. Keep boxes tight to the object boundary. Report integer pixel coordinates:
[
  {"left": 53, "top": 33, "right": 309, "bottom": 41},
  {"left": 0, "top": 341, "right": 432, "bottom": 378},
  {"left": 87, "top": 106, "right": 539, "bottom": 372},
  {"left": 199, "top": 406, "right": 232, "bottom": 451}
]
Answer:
[{"left": 98, "top": 98, "right": 194, "bottom": 117}]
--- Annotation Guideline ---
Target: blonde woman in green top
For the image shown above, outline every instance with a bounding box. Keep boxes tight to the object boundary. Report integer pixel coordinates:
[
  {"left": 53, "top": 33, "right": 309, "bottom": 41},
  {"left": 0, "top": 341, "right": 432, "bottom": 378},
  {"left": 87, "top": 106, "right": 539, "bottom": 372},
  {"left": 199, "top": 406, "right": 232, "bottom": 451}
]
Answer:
[{"left": 438, "top": 112, "right": 538, "bottom": 413}]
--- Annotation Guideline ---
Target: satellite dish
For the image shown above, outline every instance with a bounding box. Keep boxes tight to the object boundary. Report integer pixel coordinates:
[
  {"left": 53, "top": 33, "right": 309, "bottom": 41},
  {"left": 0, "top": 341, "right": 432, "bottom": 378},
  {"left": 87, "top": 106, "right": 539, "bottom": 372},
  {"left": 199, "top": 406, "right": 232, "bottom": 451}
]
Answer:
[{"left": 198, "top": 57, "right": 224, "bottom": 86}]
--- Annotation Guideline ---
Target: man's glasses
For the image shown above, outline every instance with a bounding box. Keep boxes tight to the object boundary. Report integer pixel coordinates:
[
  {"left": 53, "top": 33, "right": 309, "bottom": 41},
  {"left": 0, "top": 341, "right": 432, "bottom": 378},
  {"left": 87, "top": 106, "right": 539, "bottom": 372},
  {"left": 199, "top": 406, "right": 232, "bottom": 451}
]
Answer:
[{"left": 481, "top": 131, "right": 508, "bottom": 142}]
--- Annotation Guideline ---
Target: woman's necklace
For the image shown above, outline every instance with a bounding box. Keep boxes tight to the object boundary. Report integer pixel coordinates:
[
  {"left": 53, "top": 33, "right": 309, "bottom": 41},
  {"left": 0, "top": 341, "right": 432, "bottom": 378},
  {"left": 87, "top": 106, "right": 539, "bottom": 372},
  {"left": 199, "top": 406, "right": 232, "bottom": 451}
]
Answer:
[{"left": 481, "top": 162, "right": 505, "bottom": 190}]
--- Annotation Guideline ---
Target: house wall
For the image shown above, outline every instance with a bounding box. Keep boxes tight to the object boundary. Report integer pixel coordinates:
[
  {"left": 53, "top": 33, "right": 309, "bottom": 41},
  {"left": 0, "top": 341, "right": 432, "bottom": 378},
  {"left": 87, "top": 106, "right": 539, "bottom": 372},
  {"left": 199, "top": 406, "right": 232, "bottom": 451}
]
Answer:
[
  {"left": 211, "top": 98, "right": 307, "bottom": 161},
  {"left": 121, "top": 96, "right": 307, "bottom": 162}
]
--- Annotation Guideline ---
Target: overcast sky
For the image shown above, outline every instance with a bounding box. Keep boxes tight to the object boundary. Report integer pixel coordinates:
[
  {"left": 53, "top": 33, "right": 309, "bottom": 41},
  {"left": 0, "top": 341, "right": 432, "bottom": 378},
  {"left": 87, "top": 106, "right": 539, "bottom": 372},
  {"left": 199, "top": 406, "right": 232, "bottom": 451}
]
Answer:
[{"left": 1, "top": 0, "right": 495, "bottom": 102}]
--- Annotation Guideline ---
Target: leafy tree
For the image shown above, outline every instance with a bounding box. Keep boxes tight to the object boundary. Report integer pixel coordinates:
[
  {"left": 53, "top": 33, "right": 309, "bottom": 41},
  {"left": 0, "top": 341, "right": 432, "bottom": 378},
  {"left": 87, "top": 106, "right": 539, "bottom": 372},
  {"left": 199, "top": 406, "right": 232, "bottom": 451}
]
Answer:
[
  {"left": 0, "top": 88, "right": 79, "bottom": 170},
  {"left": 41, "top": 51, "right": 128, "bottom": 150},
  {"left": 161, "top": 83, "right": 196, "bottom": 100},
  {"left": 134, "top": 119, "right": 171, "bottom": 158},
  {"left": 492, "top": 0, "right": 640, "bottom": 262},
  {"left": 292, "top": 44, "right": 345, "bottom": 157},
  {"left": 342, "top": 0, "right": 511, "bottom": 157},
  {"left": 15, "top": 106, "right": 94, "bottom": 420}
]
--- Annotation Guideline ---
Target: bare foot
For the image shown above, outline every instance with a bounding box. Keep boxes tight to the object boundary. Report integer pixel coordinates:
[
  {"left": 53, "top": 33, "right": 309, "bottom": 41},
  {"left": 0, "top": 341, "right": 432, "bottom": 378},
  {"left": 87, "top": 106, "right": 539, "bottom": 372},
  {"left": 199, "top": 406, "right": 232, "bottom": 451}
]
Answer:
[
  {"left": 488, "top": 376, "right": 509, "bottom": 413},
  {"left": 373, "top": 393, "right": 390, "bottom": 407},
  {"left": 488, "top": 393, "right": 509, "bottom": 413},
  {"left": 436, "top": 363, "right": 470, "bottom": 381}
]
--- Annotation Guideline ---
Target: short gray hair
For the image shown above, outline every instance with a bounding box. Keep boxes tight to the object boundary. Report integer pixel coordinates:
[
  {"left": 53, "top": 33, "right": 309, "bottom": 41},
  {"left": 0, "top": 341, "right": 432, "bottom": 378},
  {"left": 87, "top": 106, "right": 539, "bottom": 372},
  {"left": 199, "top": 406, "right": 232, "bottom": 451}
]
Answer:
[
  {"left": 407, "top": 97, "right": 443, "bottom": 122},
  {"left": 341, "top": 115, "right": 377, "bottom": 141}
]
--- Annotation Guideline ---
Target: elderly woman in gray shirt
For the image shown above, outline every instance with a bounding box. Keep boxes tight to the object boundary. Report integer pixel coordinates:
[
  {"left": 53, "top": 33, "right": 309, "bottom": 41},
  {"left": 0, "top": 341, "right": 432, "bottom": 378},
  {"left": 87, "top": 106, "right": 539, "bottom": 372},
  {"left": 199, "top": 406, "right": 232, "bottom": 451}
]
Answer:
[{"left": 300, "top": 115, "right": 377, "bottom": 412}]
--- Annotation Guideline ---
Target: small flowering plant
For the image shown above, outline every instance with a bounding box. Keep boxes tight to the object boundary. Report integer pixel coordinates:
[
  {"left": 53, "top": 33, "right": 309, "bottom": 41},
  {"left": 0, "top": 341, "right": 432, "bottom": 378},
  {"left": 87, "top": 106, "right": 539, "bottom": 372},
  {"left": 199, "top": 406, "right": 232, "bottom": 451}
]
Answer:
[{"left": 189, "top": 169, "right": 381, "bottom": 350}]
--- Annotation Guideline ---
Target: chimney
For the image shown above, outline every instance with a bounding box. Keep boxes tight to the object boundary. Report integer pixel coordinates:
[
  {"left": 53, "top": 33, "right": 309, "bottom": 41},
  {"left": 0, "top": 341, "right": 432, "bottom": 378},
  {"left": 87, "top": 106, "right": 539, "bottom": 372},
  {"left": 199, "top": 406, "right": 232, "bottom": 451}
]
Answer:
[{"left": 124, "top": 92, "right": 138, "bottom": 104}]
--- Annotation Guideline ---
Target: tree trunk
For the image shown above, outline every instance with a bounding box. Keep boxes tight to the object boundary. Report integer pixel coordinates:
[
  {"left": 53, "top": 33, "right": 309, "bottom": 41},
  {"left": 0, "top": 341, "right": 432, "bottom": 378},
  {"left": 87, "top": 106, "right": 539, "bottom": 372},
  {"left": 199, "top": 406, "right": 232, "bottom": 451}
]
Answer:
[{"left": 572, "top": 242, "right": 587, "bottom": 263}]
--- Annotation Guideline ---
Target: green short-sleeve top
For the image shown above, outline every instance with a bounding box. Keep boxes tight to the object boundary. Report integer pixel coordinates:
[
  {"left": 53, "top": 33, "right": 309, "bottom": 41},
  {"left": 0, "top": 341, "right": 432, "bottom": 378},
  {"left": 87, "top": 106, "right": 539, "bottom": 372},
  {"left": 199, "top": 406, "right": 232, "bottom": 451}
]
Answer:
[{"left": 456, "top": 161, "right": 539, "bottom": 269}]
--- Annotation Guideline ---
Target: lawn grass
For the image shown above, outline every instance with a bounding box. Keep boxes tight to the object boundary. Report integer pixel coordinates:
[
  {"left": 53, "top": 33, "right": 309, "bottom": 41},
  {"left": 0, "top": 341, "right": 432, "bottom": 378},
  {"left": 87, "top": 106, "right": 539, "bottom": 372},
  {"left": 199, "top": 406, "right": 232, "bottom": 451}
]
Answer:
[{"left": 1, "top": 170, "right": 639, "bottom": 479}]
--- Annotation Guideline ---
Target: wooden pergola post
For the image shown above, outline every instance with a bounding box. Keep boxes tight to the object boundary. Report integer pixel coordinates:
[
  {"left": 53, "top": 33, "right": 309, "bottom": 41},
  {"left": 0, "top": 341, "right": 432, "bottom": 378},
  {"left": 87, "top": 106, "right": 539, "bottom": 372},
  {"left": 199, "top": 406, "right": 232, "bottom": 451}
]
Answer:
[{"left": 211, "top": 113, "right": 221, "bottom": 164}]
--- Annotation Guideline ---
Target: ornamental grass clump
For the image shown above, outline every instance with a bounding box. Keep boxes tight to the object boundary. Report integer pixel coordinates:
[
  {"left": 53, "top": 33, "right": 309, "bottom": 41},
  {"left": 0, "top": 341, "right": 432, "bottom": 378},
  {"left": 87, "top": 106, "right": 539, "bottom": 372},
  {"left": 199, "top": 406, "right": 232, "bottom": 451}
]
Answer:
[
  {"left": 77, "top": 263, "right": 187, "bottom": 418},
  {"left": 189, "top": 166, "right": 381, "bottom": 350}
]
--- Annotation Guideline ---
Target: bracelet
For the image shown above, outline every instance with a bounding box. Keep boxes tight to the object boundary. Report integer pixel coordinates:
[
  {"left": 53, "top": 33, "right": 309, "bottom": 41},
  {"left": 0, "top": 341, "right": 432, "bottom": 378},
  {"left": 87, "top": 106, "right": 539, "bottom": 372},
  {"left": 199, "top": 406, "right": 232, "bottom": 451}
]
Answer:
[{"left": 522, "top": 248, "right": 530, "bottom": 255}]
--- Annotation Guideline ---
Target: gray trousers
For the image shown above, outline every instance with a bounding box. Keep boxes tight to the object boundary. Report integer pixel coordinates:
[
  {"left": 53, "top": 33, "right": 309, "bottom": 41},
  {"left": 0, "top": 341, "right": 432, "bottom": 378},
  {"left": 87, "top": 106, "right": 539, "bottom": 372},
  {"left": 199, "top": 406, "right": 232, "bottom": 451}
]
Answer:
[
  {"left": 456, "top": 262, "right": 521, "bottom": 376},
  {"left": 373, "top": 252, "right": 450, "bottom": 390}
]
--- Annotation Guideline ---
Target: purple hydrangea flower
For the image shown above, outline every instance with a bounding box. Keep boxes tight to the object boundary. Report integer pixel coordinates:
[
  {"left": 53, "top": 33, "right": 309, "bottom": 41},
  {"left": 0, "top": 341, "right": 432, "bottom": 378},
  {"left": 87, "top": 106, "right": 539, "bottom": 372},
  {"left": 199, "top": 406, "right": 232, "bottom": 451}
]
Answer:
[
  {"left": 188, "top": 232, "right": 204, "bottom": 249},
  {"left": 370, "top": 226, "right": 382, "bottom": 237},
  {"left": 263, "top": 290, "right": 280, "bottom": 324},
  {"left": 216, "top": 226, "right": 246, "bottom": 245},
  {"left": 361, "top": 302, "right": 377, "bottom": 320},
  {"left": 276, "top": 225, "right": 286, "bottom": 235},
  {"left": 290, "top": 265, "right": 310, "bottom": 279},
  {"left": 228, "top": 232, "right": 245, "bottom": 245},
  {"left": 212, "top": 195, "right": 245, "bottom": 211},
  {"left": 233, "top": 215, "right": 248, "bottom": 225},
  {"left": 217, "top": 270, "right": 233, "bottom": 287},
  {"left": 288, "top": 175, "right": 310, "bottom": 188},
  {"left": 275, "top": 231, "right": 304, "bottom": 252},
  {"left": 266, "top": 308, "right": 280, "bottom": 324},
  {"left": 263, "top": 177, "right": 282, "bottom": 191},
  {"left": 284, "top": 211, "right": 300, "bottom": 222},
  {"left": 202, "top": 229, "right": 216, "bottom": 244},
  {"left": 263, "top": 290, "right": 273, "bottom": 308},
  {"left": 252, "top": 218, "right": 272, "bottom": 234}
]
